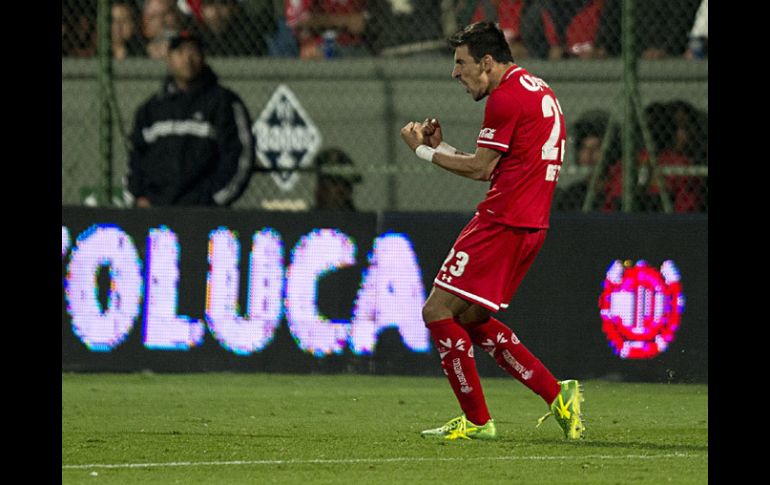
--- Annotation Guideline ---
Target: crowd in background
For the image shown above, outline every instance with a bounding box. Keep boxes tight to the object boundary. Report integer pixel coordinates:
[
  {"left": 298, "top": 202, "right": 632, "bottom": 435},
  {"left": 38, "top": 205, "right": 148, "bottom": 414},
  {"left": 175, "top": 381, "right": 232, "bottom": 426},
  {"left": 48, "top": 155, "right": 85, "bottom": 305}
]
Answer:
[
  {"left": 62, "top": 0, "right": 708, "bottom": 213},
  {"left": 62, "top": 0, "right": 708, "bottom": 61},
  {"left": 553, "top": 99, "right": 708, "bottom": 213}
]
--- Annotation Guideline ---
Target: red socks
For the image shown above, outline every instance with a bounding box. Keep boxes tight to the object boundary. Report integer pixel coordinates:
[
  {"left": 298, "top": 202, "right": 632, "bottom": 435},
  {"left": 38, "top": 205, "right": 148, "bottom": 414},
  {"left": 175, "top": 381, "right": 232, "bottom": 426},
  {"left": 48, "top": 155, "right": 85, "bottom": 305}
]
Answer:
[
  {"left": 466, "top": 317, "right": 561, "bottom": 405},
  {"left": 426, "top": 318, "right": 491, "bottom": 425}
]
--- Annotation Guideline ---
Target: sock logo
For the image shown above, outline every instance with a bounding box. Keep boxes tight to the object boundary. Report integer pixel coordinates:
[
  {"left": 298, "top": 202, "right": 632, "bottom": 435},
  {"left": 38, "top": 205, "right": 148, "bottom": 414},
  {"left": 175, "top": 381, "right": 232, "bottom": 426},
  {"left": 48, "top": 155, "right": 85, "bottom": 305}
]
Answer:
[
  {"left": 501, "top": 350, "right": 532, "bottom": 380},
  {"left": 509, "top": 331, "right": 520, "bottom": 345},
  {"left": 480, "top": 338, "right": 496, "bottom": 356},
  {"left": 437, "top": 337, "right": 467, "bottom": 359},
  {"left": 452, "top": 357, "right": 473, "bottom": 393},
  {"left": 481, "top": 331, "right": 519, "bottom": 356}
]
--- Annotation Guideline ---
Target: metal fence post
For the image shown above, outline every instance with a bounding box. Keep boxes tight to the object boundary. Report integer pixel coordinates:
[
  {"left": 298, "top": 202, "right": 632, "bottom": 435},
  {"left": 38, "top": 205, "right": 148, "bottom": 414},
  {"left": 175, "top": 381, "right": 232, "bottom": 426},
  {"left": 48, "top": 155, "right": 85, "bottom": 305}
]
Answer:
[
  {"left": 377, "top": 66, "right": 398, "bottom": 211},
  {"left": 98, "top": 0, "right": 113, "bottom": 206},
  {"left": 621, "top": 0, "right": 635, "bottom": 213}
]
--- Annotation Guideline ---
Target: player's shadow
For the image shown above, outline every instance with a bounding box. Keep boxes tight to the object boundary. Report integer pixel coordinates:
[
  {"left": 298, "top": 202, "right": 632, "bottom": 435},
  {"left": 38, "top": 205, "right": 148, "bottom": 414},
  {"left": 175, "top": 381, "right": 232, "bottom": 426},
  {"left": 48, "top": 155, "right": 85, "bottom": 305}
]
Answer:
[
  {"left": 524, "top": 437, "right": 708, "bottom": 453},
  {"left": 122, "top": 430, "right": 294, "bottom": 439}
]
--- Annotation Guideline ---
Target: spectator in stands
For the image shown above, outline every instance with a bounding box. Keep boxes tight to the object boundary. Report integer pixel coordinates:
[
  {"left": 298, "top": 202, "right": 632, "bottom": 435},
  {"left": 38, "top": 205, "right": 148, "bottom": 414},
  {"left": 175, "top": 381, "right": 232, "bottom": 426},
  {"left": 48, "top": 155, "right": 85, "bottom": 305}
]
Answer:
[
  {"left": 603, "top": 101, "right": 707, "bottom": 212},
  {"left": 126, "top": 31, "right": 255, "bottom": 207},
  {"left": 365, "top": 0, "right": 444, "bottom": 56},
  {"left": 594, "top": 0, "right": 701, "bottom": 59},
  {"left": 285, "top": 0, "right": 368, "bottom": 59},
  {"left": 314, "top": 148, "right": 362, "bottom": 211},
  {"left": 112, "top": 1, "right": 146, "bottom": 59},
  {"left": 684, "top": 0, "right": 707, "bottom": 60},
  {"left": 63, "top": 0, "right": 97, "bottom": 57},
  {"left": 200, "top": 0, "right": 271, "bottom": 56},
  {"left": 467, "top": 0, "right": 532, "bottom": 60},
  {"left": 142, "top": 0, "right": 186, "bottom": 59},
  {"left": 520, "top": 0, "right": 605, "bottom": 59},
  {"left": 553, "top": 110, "right": 611, "bottom": 211}
]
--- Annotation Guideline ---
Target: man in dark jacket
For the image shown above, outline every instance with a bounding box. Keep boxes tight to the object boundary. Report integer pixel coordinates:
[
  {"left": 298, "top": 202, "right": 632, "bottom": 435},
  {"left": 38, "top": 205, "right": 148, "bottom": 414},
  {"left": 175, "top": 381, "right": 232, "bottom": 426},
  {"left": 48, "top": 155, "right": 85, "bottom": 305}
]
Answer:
[{"left": 127, "top": 31, "right": 255, "bottom": 207}]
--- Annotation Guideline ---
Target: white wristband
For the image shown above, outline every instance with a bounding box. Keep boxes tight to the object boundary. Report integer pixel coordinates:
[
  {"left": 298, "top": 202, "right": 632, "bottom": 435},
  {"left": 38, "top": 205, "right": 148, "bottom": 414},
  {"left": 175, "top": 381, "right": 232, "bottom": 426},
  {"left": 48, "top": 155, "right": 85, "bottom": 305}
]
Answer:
[
  {"left": 415, "top": 144, "right": 436, "bottom": 162},
  {"left": 435, "top": 141, "right": 456, "bottom": 155}
]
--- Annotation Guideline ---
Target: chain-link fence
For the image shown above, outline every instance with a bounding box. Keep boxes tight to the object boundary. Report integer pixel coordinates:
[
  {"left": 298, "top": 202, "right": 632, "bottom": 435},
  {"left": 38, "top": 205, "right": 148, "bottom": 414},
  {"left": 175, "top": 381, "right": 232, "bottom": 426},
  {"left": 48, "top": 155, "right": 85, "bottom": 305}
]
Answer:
[{"left": 62, "top": 0, "right": 708, "bottom": 213}]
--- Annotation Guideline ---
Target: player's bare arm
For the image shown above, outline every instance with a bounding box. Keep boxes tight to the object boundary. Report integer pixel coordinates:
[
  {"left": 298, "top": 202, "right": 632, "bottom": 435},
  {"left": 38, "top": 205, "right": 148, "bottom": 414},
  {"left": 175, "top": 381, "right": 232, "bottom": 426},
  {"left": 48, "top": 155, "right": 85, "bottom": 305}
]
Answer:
[{"left": 400, "top": 119, "right": 500, "bottom": 181}]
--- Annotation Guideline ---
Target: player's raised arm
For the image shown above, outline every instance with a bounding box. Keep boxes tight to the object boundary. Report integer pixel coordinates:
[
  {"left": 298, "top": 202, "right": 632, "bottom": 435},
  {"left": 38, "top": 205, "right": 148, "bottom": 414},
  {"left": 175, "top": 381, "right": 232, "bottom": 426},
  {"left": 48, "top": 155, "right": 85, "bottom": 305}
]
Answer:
[{"left": 400, "top": 119, "right": 500, "bottom": 181}]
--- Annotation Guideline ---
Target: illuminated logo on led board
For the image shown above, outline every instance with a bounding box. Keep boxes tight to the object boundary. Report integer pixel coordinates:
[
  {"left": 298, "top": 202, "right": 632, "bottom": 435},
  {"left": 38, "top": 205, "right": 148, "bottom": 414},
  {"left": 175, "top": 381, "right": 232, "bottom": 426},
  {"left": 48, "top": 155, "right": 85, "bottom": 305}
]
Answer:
[{"left": 599, "top": 260, "right": 685, "bottom": 359}]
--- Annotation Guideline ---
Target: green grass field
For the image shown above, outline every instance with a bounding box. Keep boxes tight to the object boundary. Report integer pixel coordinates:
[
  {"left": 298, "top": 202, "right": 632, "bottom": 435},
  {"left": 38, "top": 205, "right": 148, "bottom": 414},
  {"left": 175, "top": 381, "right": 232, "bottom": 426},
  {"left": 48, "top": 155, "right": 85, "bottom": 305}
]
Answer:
[{"left": 62, "top": 373, "right": 707, "bottom": 484}]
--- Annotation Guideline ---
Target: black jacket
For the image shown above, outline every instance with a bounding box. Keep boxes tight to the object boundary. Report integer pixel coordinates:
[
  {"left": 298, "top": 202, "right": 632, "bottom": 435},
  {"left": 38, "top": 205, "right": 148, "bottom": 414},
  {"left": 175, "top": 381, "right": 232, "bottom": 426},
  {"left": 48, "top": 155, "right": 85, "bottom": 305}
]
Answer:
[{"left": 127, "top": 65, "right": 255, "bottom": 206}]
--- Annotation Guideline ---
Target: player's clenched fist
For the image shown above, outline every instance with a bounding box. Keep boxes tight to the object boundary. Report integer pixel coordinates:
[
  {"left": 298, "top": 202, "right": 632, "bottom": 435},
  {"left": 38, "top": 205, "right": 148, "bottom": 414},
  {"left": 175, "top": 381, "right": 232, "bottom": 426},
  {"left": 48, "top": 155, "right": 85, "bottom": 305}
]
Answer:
[
  {"left": 421, "top": 118, "right": 443, "bottom": 148},
  {"left": 400, "top": 121, "right": 426, "bottom": 151}
]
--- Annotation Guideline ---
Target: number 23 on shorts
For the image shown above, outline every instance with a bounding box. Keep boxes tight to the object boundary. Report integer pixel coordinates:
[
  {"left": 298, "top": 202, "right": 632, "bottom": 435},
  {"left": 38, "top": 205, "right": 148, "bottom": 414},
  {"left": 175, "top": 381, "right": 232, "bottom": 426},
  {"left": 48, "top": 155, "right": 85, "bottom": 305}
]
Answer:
[{"left": 441, "top": 248, "right": 470, "bottom": 277}]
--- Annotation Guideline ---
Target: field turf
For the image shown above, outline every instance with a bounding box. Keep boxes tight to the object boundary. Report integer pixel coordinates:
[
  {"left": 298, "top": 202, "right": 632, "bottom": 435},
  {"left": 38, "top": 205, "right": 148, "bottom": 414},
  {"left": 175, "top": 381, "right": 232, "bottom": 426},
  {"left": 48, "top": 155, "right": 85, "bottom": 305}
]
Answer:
[{"left": 62, "top": 373, "right": 707, "bottom": 484}]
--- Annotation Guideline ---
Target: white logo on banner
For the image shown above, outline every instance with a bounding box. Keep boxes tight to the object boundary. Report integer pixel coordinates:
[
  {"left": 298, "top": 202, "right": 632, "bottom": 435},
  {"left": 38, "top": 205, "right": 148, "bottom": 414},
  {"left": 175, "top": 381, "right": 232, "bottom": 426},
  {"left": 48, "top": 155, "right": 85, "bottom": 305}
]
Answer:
[{"left": 253, "top": 85, "right": 322, "bottom": 191}]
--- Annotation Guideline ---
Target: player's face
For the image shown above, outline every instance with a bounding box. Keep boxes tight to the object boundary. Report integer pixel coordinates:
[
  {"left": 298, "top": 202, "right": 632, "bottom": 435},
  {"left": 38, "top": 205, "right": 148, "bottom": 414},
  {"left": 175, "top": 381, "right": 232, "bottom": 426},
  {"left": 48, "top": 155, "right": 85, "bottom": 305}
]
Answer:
[{"left": 452, "top": 45, "right": 488, "bottom": 102}]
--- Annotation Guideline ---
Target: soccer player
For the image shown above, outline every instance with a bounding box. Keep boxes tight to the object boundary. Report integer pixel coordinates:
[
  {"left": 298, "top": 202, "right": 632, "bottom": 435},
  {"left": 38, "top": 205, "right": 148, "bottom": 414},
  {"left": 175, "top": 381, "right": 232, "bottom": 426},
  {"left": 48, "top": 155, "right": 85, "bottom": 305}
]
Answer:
[{"left": 399, "top": 21, "right": 584, "bottom": 441}]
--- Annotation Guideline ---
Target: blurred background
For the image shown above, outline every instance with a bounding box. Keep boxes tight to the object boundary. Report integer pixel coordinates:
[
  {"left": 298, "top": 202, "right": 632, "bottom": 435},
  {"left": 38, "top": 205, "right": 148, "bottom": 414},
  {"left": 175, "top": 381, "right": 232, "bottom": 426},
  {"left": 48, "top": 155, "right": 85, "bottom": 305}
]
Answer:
[{"left": 62, "top": 0, "right": 707, "bottom": 214}]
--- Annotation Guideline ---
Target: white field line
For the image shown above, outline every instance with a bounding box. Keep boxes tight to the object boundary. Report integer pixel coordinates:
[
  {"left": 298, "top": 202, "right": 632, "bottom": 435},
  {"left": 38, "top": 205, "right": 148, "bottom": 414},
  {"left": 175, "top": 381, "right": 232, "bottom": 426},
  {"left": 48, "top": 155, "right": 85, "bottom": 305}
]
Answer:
[{"left": 63, "top": 453, "right": 705, "bottom": 470}]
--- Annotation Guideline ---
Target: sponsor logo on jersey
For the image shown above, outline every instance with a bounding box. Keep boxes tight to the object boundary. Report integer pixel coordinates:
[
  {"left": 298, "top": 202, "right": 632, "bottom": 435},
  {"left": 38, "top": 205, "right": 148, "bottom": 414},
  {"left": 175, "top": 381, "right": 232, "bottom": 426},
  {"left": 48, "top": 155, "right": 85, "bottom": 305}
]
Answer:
[{"left": 478, "top": 127, "right": 496, "bottom": 140}]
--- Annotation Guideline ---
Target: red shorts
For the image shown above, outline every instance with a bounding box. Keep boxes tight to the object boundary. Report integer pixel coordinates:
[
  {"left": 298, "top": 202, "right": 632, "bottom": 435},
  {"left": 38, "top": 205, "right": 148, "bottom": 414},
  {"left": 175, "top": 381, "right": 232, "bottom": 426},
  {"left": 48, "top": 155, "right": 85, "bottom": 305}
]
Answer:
[{"left": 433, "top": 214, "right": 547, "bottom": 312}]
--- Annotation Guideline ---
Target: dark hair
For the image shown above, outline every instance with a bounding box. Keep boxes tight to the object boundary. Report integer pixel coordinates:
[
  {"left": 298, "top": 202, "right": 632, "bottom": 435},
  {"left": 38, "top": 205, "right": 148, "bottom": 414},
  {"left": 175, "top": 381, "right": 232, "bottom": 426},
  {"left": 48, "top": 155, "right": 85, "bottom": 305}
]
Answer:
[
  {"left": 168, "top": 30, "right": 204, "bottom": 52},
  {"left": 448, "top": 21, "right": 514, "bottom": 63},
  {"left": 315, "top": 147, "right": 362, "bottom": 184},
  {"left": 573, "top": 110, "right": 609, "bottom": 148}
]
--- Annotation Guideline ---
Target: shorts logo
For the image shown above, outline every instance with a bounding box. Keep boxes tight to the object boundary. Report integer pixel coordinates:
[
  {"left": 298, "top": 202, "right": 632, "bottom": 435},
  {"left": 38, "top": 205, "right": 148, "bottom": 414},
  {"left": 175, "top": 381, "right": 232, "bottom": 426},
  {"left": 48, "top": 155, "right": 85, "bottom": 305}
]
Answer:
[{"left": 478, "top": 127, "right": 496, "bottom": 140}]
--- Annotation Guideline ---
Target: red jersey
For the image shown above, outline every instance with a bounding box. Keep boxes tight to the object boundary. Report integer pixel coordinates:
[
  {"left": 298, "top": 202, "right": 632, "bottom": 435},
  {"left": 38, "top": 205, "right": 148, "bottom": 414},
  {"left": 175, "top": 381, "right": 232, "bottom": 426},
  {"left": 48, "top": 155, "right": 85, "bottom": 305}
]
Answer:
[
  {"left": 471, "top": 0, "right": 526, "bottom": 44},
  {"left": 476, "top": 65, "right": 566, "bottom": 229},
  {"left": 542, "top": 0, "right": 604, "bottom": 56}
]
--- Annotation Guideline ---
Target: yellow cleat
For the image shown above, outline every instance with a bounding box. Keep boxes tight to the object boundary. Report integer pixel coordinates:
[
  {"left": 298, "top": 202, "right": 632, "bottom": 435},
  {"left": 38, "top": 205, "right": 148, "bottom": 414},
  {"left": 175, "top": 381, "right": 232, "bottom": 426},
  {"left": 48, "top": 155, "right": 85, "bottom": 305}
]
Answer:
[
  {"left": 421, "top": 414, "right": 497, "bottom": 440},
  {"left": 537, "top": 380, "right": 585, "bottom": 440}
]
